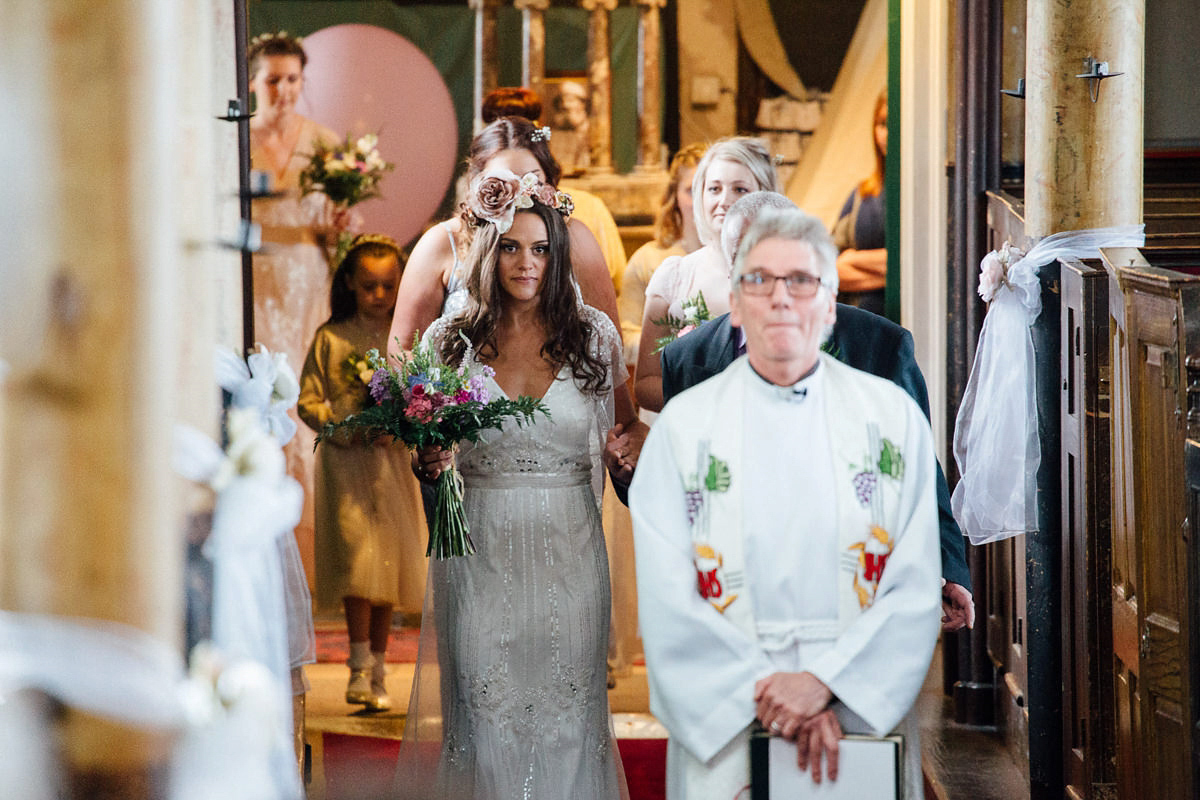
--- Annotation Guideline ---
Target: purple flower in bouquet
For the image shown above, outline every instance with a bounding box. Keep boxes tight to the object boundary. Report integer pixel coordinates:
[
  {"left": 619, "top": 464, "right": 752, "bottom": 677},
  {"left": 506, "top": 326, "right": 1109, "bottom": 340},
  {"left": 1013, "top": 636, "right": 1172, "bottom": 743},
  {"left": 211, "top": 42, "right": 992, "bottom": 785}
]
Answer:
[
  {"left": 468, "top": 373, "right": 491, "bottom": 403},
  {"left": 316, "top": 333, "right": 548, "bottom": 558},
  {"left": 368, "top": 370, "right": 392, "bottom": 404}
]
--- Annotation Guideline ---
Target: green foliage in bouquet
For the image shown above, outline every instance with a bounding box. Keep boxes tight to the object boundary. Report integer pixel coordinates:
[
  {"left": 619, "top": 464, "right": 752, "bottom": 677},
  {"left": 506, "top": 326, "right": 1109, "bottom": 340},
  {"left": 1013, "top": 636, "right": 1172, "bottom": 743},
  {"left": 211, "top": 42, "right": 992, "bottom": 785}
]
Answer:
[{"left": 316, "top": 335, "right": 549, "bottom": 558}]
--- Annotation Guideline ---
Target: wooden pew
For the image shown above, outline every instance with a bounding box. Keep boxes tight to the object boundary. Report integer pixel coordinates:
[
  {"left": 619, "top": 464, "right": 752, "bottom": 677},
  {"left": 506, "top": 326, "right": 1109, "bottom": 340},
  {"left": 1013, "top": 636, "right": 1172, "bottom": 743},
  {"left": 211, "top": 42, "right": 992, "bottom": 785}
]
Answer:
[{"left": 1104, "top": 248, "right": 1200, "bottom": 800}]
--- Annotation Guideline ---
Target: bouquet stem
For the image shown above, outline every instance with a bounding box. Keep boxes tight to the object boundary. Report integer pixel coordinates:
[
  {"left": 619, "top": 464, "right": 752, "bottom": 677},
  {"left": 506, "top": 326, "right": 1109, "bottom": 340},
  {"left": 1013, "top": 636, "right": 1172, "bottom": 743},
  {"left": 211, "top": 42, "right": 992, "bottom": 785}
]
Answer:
[
  {"left": 428, "top": 466, "right": 475, "bottom": 559},
  {"left": 332, "top": 231, "right": 354, "bottom": 270}
]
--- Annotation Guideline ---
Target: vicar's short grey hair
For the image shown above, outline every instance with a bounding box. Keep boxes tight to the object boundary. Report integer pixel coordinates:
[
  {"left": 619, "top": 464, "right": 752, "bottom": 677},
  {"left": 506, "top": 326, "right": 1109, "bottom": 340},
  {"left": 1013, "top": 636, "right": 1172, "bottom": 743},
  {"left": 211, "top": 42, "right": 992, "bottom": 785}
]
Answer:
[
  {"left": 720, "top": 191, "right": 798, "bottom": 271},
  {"left": 731, "top": 207, "right": 839, "bottom": 296}
]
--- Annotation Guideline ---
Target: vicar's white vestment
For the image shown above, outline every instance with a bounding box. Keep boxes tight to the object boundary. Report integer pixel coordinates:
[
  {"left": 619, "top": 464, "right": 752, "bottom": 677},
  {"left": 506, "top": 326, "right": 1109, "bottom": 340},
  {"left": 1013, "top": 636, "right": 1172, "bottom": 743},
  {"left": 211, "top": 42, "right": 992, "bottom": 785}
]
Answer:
[{"left": 629, "top": 355, "right": 941, "bottom": 800}]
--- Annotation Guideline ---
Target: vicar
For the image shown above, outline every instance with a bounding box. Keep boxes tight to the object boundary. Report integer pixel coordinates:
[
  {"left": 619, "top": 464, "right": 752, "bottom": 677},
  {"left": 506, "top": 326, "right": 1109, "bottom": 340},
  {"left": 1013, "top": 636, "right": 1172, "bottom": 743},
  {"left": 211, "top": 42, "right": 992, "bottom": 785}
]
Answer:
[
  {"left": 629, "top": 207, "right": 941, "bottom": 799},
  {"left": 661, "top": 191, "right": 973, "bottom": 632}
]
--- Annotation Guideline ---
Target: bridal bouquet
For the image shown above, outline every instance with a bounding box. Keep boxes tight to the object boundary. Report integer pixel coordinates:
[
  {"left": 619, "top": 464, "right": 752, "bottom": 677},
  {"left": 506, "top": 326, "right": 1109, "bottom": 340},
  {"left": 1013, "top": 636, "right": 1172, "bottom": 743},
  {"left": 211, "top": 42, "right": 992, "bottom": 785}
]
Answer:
[
  {"left": 652, "top": 291, "right": 711, "bottom": 353},
  {"left": 317, "top": 335, "right": 549, "bottom": 558},
  {"left": 299, "top": 133, "right": 394, "bottom": 265}
]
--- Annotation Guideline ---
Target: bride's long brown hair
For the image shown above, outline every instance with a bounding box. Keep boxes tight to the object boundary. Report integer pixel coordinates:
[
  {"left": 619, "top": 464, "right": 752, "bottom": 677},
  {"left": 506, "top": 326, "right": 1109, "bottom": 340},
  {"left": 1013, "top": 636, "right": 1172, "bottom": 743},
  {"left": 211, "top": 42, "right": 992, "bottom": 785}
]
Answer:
[{"left": 439, "top": 203, "right": 609, "bottom": 394}]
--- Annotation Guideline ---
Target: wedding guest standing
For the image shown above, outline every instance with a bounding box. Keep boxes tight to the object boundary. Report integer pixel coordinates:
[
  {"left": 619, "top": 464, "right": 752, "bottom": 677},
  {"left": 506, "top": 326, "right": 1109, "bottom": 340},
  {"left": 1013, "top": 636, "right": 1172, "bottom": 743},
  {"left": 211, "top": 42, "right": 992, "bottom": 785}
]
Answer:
[
  {"left": 634, "top": 136, "right": 778, "bottom": 412},
  {"left": 399, "top": 172, "right": 631, "bottom": 799},
  {"left": 298, "top": 235, "right": 427, "bottom": 713},
  {"left": 618, "top": 143, "right": 707, "bottom": 367},
  {"left": 832, "top": 89, "right": 889, "bottom": 316}
]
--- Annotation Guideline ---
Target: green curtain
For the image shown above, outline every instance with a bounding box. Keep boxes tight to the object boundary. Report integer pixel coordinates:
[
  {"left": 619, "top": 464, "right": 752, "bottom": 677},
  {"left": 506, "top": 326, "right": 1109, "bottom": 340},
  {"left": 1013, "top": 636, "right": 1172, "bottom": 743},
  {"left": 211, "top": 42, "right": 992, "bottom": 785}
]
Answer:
[{"left": 248, "top": 1, "right": 640, "bottom": 184}]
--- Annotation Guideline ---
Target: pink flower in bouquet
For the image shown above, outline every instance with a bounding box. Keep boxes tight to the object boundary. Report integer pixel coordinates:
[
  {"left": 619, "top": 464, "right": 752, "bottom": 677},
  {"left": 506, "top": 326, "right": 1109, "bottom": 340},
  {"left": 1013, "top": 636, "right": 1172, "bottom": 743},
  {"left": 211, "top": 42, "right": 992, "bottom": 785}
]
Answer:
[
  {"left": 454, "top": 389, "right": 471, "bottom": 404},
  {"left": 405, "top": 386, "right": 435, "bottom": 422}
]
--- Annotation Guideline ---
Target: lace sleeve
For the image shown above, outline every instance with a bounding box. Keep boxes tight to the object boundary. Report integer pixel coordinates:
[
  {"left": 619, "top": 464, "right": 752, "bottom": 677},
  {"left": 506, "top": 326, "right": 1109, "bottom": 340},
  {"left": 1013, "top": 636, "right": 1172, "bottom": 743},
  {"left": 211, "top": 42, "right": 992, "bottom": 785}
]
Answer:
[
  {"left": 580, "top": 304, "right": 623, "bottom": 507},
  {"left": 582, "top": 304, "right": 628, "bottom": 390},
  {"left": 420, "top": 315, "right": 453, "bottom": 354}
]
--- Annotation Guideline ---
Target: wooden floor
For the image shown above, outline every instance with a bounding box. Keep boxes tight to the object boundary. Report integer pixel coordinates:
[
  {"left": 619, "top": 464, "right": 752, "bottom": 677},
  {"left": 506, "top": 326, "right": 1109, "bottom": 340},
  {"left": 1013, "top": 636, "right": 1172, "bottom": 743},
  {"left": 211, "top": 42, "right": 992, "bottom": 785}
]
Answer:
[
  {"left": 302, "top": 635, "right": 1028, "bottom": 799},
  {"left": 917, "top": 644, "right": 1029, "bottom": 800}
]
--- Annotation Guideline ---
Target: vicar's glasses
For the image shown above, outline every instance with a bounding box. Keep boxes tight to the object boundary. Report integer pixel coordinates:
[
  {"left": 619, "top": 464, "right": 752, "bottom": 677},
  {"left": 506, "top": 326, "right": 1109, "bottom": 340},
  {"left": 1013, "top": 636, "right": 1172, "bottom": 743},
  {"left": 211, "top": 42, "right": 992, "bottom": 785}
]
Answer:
[{"left": 737, "top": 270, "right": 824, "bottom": 298}]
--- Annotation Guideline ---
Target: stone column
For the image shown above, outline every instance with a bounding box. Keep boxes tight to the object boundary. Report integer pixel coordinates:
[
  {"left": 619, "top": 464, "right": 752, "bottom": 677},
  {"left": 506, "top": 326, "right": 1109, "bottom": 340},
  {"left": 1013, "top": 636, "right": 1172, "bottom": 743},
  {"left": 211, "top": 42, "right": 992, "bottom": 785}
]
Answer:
[
  {"left": 1, "top": 0, "right": 220, "bottom": 795},
  {"left": 635, "top": 0, "right": 666, "bottom": 171},
  {"left": 515, "top": 0, "right": 550, "bottom": 110},
  {"left": 581, "top": 0, "right": 617, "bottom": 173},
  {"left": 470, "top": 0, "right": 502, "bottom": 132},
  {"left": 1025, "top": 0, "right": 1144, "bottom": 236}
]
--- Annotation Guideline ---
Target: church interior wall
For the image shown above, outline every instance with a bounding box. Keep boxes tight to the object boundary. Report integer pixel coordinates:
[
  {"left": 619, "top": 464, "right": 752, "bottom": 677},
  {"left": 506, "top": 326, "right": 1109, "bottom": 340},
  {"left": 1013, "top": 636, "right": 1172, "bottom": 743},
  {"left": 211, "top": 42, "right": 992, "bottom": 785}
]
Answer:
[{"left": 674, "top": 0, "right": 738, "bottom": 145}]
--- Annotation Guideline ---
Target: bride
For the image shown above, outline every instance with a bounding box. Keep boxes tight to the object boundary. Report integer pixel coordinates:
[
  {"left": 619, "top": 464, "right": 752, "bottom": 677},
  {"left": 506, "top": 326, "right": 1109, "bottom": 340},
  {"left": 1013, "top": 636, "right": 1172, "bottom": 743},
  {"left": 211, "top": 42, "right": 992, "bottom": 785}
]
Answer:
[{"left": 403, "top": 169, "right": 632, "bottom": 799}]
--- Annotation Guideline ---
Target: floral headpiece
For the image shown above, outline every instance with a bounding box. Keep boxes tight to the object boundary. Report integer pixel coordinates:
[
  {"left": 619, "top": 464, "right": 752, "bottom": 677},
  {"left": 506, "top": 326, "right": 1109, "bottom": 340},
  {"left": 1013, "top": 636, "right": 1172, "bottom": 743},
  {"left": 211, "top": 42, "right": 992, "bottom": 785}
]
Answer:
[
  {"left": 466, "top": 168, "right": 574, "bottom": 234},
  {"left": 250, "top": 30, "right": 302, "bottom": 49},
  {"left": 530, "top": 126, "right": 552, "bottom": 143}
]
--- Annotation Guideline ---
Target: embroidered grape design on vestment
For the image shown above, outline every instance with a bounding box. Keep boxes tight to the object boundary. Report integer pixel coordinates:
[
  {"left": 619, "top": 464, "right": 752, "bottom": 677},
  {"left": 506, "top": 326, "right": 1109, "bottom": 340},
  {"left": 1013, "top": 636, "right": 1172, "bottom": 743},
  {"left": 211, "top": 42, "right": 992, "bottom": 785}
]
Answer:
[
  {"left": 685, "top": 490, "right": 703, "bottom": 526},
  {"left": 852, "top": 470, "right": 876, "bottom": 506}
]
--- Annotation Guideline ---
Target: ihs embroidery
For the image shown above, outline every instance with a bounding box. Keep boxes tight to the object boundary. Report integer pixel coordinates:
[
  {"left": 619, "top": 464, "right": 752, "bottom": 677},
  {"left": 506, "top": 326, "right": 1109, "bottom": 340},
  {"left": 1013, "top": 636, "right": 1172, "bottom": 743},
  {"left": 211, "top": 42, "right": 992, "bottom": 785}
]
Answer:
[{"left": 846, "top": 424, "right": 903, "bottom": 608}]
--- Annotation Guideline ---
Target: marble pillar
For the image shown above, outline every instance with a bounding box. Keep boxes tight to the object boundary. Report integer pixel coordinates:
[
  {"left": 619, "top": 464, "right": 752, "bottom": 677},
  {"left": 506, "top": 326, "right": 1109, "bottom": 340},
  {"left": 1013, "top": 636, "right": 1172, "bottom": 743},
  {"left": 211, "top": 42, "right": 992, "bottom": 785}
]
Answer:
[
  {"left": 471, "top": 0, "right": 502, "bottom": 132},
  {"left": 581, "top": 0, "right": 617, "bottom": 173},
  {"left": 1025, "top": 0, "right": 1144, "bottom": 236},
  {"left": 635, "top": 0, "right": 666, "bottom": 171},
  {"left": 516, "top": 0, "right": 550, "bottom": 110}
]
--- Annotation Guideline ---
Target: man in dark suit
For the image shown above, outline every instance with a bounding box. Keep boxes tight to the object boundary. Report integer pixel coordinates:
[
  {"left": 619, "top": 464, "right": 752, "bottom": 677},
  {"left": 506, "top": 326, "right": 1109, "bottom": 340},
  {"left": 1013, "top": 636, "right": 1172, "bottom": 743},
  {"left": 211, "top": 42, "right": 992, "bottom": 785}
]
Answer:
[{"left": 607, "top": 191, "right": 972, "bottom": 630}]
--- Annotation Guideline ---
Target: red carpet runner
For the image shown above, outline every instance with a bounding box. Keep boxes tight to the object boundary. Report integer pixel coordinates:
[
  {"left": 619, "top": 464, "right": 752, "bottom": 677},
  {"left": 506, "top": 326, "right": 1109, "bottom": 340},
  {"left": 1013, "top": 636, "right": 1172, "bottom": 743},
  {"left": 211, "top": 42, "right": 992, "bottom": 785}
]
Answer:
[{"left": 321, "top": 733, "right": 666, "bottom": 800}]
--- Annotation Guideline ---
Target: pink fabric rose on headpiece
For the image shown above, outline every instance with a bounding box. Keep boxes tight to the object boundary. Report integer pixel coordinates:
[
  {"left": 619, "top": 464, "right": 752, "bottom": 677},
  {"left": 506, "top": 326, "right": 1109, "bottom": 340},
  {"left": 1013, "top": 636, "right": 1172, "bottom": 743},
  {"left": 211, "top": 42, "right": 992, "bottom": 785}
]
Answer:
[{"left": 469, "top": 168, "right": 522, "bottom": 233}]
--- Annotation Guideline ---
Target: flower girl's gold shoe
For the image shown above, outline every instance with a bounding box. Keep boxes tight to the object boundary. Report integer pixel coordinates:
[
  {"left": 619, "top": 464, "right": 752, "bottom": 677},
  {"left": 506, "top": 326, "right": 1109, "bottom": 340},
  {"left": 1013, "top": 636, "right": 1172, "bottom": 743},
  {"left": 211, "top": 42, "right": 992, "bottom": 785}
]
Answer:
[{"left": 346, "top": 668, "right": 373, "bottom": 705}]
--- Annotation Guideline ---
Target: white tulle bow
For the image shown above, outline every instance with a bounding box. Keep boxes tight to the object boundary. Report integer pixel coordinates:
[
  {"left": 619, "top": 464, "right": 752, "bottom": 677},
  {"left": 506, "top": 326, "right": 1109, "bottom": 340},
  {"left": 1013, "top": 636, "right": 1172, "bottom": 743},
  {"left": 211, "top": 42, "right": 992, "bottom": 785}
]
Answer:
[
  {"left": 214, "top": 345, "right": 300, "bottom": 445},
  {"left": 951, "top": 224, "right": 1144, "bottom": 545},
  {"left": 0, "top": 612, "right": 291, "bottom": 800},
  {"left": 172, "top": 405, "right": 304, "bottom": 799}
]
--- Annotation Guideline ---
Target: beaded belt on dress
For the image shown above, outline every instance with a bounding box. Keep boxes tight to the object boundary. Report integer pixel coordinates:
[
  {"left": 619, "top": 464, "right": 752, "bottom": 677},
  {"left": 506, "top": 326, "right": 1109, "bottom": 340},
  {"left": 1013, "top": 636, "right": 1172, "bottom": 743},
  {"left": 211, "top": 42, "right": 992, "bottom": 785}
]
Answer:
[{"left": 460, "top": 470, "right": 591, "bottom": 489}]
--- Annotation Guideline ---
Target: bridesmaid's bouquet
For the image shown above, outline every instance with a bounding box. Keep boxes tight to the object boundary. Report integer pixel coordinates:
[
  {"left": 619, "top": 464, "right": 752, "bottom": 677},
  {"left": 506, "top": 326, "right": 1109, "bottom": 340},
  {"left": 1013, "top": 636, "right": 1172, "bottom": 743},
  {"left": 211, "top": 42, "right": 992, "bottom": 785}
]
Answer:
[
  {"left": 299, "top": 133, "right": 394, "bottom": 265},
  {"left": 316, "top": 335, "right": 549, "bottom": 558},
  {"left": 299, "top": 133, "right": 393, "bottom": 207}
]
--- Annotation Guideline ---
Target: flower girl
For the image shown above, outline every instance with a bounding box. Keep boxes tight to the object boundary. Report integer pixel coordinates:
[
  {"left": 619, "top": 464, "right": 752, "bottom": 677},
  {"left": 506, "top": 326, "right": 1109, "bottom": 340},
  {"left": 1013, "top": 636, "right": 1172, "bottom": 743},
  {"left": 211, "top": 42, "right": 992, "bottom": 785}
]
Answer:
[{"left": 298, "top": 234, "right": 427, "bottom": 711}]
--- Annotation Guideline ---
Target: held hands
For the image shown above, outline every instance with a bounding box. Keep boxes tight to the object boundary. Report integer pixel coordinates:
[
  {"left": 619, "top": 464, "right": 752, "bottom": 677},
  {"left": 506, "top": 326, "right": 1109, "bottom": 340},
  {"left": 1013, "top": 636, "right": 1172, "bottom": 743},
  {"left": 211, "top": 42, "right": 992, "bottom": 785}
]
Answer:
[
  {"left": 413, "top": 445, "right": 454, "bottom": 483},
  {"left": 941, "top": 579, "right": 976, "bottom": 632},
  {"left": 754, "top": 671, "right": 840, "bottom": 783},
  {"left": 603, "top": 420, "right": 649, "bottom": 485}
]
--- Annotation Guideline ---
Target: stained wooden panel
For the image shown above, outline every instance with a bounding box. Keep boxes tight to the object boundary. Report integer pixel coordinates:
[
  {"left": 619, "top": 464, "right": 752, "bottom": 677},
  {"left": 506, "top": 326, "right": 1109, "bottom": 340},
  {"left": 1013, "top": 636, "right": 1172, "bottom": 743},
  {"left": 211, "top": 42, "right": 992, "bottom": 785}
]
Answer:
[
  {"left": 1060, "top": 259, "right": 1115, "bottom": 800},
  {"left": 1105, "top": 249, "right": 1200, "bottom": 800}
]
